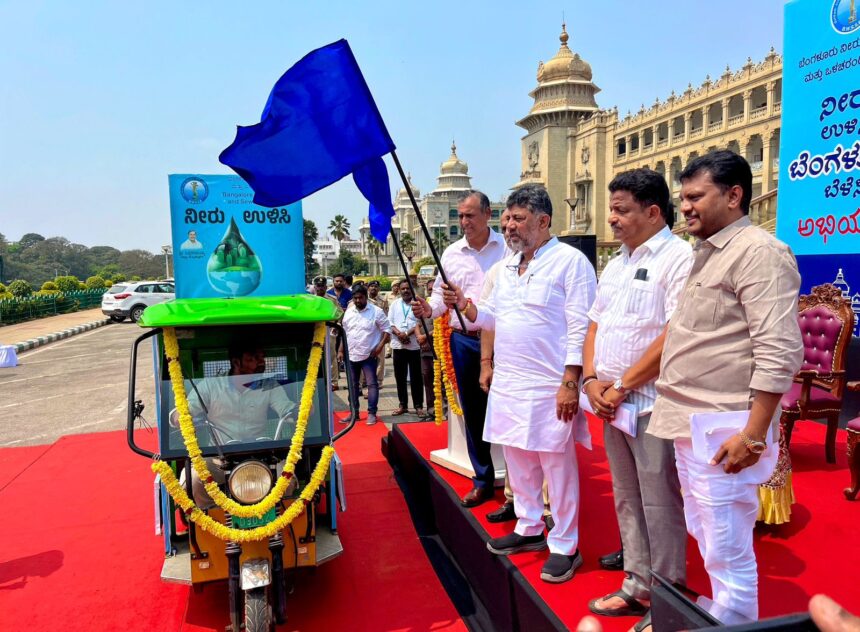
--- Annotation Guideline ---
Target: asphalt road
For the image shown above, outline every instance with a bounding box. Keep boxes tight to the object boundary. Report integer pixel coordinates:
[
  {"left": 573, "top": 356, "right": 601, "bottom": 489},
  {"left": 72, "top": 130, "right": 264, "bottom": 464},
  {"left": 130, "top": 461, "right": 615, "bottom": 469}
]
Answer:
[{"left": 0, "top": 322, "right": 157, "bottom": 447}]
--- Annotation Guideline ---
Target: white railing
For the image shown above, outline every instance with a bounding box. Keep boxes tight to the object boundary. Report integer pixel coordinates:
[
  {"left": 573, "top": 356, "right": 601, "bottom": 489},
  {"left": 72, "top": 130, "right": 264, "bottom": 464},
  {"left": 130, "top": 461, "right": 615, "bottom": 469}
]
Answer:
[{"left": 728, "top": 113, "right": 744, "bottom": 126}]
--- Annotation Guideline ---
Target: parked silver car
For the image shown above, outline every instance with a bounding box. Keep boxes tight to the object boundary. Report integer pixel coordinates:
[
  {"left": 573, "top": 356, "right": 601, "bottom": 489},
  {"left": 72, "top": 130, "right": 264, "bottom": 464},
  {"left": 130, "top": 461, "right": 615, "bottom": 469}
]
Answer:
[{"left": 101, "top": 281, "right": 175, "bottom": 322}]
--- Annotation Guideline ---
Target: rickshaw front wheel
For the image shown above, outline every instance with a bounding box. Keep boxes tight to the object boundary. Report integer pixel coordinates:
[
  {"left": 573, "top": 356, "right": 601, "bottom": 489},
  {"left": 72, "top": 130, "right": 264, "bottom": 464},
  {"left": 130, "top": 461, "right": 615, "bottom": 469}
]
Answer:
[{"left": 244, "top": 587, "right": 272, "bottom": 632}]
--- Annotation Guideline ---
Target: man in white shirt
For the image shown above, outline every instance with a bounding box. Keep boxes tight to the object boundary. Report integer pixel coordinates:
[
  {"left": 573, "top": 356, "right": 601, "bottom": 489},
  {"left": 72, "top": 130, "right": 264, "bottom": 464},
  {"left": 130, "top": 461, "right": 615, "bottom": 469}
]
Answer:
[
  {"left": 582, "top": 169, "right": 692, "bottom": 626},
  {"left": 180, "top": 229, "right": 204, "bottom": 250},
  {"left": 388, "top": 279, "right": 425, "bottom": 417},
  {"left": 444, "top": 184, "right": 596, "bottom": 583},
  {"left": 413, "top": 190, "right": 508, "bottom": 507},
  {"left": 180, "top": 341, "right": 296, "bottom": 506},
  {"left": 341, "top": 284, "right": 391, "bottom": 425}
]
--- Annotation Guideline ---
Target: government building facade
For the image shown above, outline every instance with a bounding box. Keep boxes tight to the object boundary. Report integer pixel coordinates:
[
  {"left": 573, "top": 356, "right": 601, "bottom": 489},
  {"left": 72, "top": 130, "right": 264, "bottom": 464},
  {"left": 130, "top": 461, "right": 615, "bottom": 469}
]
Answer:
[{"left": 361, "top": 25, "right": 783, "bottom": 275}]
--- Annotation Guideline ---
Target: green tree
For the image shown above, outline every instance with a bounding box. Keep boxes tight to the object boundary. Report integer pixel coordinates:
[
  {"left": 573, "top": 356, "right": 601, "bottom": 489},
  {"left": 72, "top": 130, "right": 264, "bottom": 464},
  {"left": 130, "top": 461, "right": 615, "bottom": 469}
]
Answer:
[
  {"left": 431, "top": 228, "right": 449, "bottom": 255},
  {"left": 85, "top": 276, "right": 106, "bottom": 289},
  {"left": 54, "top": 275, "right": 81, "bottom": 293},
  {"left": 17, "top": 233, "right": 45, "bottom": 250},
  {"left": 330, "top": 250, "right": 369, "bottom": 277},
  {"left": 366, "top": 238, "right": 382, "bottom": 274},
  {"left": 41, "top": 281, "right": 59, "bottom": 291},
  {"left": 303, "top": 219, "right": 320, "bottom": 282},
  {"left": 8, "top": 279, "right": 33, "bottom": 297},
  {"left": 397, "top": 234, "right": 417, "bottom": 273},
  {"left": 411, "top": 256, "right": 435, "bottom": 275},
  {"left": 328, "top": 214, "right": 351, "bottom": 243}
]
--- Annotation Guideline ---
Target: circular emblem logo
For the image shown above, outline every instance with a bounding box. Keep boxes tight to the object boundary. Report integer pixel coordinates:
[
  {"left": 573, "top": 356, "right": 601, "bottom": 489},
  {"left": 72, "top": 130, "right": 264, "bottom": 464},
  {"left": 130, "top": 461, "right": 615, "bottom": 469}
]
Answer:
[
  {"left": 180, "top": 177, "right": 209, "bottom": 204},
  {"left": 832, "top": 0, "right": 860, "bottom": 34}
]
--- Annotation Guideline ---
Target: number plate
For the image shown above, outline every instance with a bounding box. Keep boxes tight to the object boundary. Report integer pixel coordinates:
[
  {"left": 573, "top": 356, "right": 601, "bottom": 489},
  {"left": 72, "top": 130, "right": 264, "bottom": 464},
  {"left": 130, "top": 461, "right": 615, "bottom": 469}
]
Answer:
[{"left": 233, "top": 508, "right": 276, "bottom": 530}]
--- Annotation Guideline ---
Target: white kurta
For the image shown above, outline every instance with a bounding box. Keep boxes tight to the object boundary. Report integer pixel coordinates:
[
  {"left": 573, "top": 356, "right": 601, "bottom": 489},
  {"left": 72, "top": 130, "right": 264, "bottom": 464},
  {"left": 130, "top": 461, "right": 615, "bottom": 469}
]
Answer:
[{"left": 475, "top": 238, "right": 596, "bottom": 452}]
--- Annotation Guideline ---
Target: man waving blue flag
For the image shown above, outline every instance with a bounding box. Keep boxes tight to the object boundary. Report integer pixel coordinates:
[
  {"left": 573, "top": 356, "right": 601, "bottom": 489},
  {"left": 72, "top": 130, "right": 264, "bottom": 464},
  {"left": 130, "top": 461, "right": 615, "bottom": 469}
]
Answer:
[{"left": 220, "top": 39, "right": 396, "bottom": 242}]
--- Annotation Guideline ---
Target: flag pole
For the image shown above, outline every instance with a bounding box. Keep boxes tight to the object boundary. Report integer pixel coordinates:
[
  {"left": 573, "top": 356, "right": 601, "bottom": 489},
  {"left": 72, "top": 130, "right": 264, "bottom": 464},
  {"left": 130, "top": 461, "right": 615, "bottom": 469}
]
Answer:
[
  {"left": 387, "top": 227, "right": 437, "bottom": 360},
  {"left": 390, "top": 150, "right": 468, "bottom": 331}
]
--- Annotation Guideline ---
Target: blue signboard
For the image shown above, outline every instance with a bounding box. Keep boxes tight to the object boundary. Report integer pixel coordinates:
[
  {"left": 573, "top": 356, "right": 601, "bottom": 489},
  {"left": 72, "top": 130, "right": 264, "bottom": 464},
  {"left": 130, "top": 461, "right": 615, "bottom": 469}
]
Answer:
[
  {"left": 779, "top": 0, "right": 860, "bottom": 333},
  {"left": 168, "top": 174, "right": 304, "bottom": 299}
]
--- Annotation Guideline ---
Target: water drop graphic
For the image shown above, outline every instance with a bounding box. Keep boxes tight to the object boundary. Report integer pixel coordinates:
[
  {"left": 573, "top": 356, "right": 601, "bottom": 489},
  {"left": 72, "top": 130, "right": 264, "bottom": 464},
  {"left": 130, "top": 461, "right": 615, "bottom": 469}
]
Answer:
[{"left": 207, "top": 217, "right": 263, "bottom": 296}]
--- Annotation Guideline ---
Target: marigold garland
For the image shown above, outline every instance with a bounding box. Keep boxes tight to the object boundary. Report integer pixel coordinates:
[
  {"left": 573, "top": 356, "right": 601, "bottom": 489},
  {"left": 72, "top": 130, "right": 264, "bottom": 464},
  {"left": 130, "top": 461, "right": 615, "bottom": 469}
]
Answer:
[
  {"left": 152, "top": 322, "right": 329, "bottom": 523},
  {"left": 153, "top": 446, "right": 334, "bottom": 542},
  {"left": 433, "top": 313, "right": 463, "bottom": 422}
]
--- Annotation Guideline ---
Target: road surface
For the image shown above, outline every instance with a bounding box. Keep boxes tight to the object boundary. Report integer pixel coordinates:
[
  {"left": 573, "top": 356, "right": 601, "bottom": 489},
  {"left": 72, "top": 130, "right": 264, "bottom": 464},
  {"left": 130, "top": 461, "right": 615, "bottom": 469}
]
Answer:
[{"left": 0, "top": 322, "right": 156, "bottom": 447}]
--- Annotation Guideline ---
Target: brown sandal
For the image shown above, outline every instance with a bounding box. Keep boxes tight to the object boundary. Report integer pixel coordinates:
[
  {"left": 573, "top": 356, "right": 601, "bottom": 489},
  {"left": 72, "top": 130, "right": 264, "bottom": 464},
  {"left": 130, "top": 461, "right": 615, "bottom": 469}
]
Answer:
[
  {"left": 391, "top": 407, "right": 407, "bottom": 416},
  {"left": 588, "top": 590, "right": 648, "bottom": 617}
]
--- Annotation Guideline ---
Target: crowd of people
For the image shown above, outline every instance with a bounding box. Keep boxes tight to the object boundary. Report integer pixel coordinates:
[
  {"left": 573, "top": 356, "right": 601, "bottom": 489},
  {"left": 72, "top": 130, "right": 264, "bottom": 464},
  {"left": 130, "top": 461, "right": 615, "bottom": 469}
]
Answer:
[{"left": 312, "top": 149, "right": 816, "bottom": 628}]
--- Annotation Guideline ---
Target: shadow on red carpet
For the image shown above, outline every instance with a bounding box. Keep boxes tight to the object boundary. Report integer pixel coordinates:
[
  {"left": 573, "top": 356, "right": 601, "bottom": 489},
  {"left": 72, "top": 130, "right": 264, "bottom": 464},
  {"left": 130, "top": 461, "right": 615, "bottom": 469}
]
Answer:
[{"left": 0, "top": 414, "right": 465, "bottom": 632}]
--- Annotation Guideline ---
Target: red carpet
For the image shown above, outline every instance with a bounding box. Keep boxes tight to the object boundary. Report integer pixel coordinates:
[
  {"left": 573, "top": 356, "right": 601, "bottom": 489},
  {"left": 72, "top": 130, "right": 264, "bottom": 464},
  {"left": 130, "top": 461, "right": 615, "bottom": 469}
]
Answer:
[
  {"left": 0, "top": 418, "right": 465, "bottom": 632},
  {"left": 396, "top": 415, "right": 860, "bottom": 631}
]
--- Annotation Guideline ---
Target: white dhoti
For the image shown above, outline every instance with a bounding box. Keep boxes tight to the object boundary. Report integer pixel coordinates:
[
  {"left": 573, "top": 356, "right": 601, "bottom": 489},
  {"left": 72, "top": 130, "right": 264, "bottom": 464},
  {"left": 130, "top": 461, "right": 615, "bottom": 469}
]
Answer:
[
  {"left": 504, "top": 429, "right": 580, "bottom": 555},
  {"left": 674, "top": 438, "right": 760, "bottom": 620}
]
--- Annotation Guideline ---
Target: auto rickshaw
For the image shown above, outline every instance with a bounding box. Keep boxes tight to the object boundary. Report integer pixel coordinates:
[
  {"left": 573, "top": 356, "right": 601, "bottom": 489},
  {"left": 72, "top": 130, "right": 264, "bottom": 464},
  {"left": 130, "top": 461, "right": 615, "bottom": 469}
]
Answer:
[{"left": 126, "top": 294, "right": 355, "bottom": 631}]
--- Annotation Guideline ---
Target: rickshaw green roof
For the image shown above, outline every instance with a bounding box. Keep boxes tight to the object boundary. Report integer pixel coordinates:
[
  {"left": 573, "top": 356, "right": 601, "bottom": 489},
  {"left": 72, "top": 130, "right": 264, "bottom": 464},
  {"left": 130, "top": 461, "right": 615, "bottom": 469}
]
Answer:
[{"left": 138, "top": 295, "right": 342, "bottom": 327}]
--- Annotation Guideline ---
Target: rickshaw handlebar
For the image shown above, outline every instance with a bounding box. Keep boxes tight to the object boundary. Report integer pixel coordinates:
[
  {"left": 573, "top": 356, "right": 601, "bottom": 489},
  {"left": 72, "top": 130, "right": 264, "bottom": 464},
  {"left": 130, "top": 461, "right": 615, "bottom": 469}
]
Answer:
[{"left": 330, "top": 321, "right": 358, "bottom": 443}]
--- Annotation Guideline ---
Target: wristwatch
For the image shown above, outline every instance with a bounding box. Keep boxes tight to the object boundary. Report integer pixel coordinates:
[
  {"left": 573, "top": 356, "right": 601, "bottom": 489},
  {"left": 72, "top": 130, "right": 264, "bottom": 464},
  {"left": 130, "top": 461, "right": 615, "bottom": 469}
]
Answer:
[
  {"left": 562, "top": 380, "right": 578, "bottom": 391},
  {"left": 738, "top": 430, "right": 767, "bottom": 454},
  {"left": 612, "top": 378, "right": 629, "bottom": 395}
]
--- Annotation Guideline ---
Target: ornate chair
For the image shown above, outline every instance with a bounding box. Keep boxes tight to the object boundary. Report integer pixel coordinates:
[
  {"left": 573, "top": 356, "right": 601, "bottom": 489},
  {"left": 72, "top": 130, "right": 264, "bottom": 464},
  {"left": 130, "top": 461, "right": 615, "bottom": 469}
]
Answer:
[{"left": 782, "top": 283, "right": 855, "bottom": 464}]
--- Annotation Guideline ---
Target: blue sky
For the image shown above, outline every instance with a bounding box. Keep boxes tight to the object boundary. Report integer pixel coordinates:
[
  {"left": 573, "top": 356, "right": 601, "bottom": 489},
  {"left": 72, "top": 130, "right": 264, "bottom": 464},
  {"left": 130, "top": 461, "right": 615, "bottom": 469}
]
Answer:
[{"left": 0, "top": 0, "right": 785, "bottom": 252}]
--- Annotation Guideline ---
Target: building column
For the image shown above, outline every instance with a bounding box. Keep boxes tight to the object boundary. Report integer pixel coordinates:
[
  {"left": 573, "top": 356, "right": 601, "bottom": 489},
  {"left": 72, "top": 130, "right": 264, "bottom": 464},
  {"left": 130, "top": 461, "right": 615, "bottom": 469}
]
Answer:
[
  {"left": 626, "top": 134, "right": 633, "bottom": 155},
  {"left": 684, "top": 112, "right": 693, "bottom": 140},
  {"left": 722, "top": 97, "right": 730, "bottom": 130},
  {"left": 762, "top": 133, "right": 773, "bottom": 193},
  {"left": 743, "top": 89, "right": 752, "bottom": 123},
  {"left": 766, "top": 81, "right": 775, "bottom": 116},
  {"left": 638, "top": 130, "right": 645, "bottom": 154}
]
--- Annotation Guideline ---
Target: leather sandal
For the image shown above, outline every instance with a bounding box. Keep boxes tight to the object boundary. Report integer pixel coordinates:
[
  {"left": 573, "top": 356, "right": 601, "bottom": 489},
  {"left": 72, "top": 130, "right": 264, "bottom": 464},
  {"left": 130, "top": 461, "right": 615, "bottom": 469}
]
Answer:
[
  {"left": 588, "top": 590, "right": 648, "bottom": 617},
  {"left": 391, "top": 407, "right": 407, "bottom": 416}
]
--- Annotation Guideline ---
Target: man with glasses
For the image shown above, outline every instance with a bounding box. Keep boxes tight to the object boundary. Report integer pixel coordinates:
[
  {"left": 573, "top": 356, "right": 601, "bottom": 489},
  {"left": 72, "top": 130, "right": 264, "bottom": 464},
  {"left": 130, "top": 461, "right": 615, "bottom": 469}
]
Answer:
[{"left": 442, "top": 184, "right": 596, "bottom": 583}]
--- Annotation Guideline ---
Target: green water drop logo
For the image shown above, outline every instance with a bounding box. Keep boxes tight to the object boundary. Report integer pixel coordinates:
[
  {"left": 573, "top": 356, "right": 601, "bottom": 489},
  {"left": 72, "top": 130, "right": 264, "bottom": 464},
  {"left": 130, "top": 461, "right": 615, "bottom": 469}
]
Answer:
[{"left": 207, "top": 217, "right": 263, "bottom": 296}]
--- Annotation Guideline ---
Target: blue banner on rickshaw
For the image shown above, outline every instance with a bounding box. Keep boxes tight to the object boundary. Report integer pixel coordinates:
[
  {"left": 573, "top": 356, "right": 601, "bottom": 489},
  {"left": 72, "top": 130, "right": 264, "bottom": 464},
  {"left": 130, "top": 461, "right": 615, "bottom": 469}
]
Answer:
[{"left": 168, "top": 174, "right": 304, "bottom": 299}]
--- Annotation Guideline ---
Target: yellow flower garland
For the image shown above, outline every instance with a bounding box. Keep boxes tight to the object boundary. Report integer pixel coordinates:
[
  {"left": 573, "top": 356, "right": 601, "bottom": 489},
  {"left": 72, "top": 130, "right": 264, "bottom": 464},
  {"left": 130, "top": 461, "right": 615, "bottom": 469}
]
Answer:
[
  {"left": 433, "top": 317, "right": 463, "bottom": 422},
  {"left": 153, "top": 446, "right": 334, "bottom": 542},
  {"left": 152, "top": 322, "right": 331, "bottom": 526}
]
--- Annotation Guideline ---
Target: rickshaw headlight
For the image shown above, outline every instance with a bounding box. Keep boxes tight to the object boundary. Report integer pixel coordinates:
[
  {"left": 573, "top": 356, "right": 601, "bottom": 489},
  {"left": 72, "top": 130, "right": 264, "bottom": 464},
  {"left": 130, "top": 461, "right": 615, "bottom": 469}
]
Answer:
[{"left": 228, "top": 461, "right": 273, "bottom": 504}]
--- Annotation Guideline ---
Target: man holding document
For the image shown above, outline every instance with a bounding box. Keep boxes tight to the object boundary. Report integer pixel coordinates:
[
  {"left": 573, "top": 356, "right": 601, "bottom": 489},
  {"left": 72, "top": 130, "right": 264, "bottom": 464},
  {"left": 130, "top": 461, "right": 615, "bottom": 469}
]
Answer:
[
  {"left": 648, "top": 151, "right": 803, "bottom": 620},
  {"left": 582, "top": 169, "right": 692, "bottom": 627}
]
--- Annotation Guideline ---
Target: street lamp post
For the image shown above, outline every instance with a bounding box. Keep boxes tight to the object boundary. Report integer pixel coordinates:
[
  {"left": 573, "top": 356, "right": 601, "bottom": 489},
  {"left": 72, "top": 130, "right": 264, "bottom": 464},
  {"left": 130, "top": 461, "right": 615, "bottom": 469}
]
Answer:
[
  {"left": 401, "top": 239, "right": 416, "bottom": 274},
  {"left": 161, "top": 245, "right": 173, "bottom": 279}
]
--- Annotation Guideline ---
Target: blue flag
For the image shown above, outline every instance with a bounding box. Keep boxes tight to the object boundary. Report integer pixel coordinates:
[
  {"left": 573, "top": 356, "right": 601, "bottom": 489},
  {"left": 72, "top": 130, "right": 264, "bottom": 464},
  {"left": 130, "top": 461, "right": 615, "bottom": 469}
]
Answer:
[{"left": 220, "top": 39, "right": 396, "bottom": 242}]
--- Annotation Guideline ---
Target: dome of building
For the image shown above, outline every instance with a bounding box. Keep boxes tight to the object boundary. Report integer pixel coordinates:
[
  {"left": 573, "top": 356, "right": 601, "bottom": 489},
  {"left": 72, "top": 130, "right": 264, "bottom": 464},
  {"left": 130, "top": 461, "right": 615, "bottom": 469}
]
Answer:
[
  {"left": 397, "top": 173, "right": 420, "bottom": 199},
  {"left": 440, "top": 141, "right": 469, "bottom": 175},
  {"left": 537, "top": 24, "right": 593, "bottom": 83}
]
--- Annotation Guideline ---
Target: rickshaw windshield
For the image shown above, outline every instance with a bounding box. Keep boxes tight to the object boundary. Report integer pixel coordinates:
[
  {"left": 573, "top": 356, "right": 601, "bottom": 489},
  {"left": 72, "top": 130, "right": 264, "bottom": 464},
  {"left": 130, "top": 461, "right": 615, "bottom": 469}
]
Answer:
[{"left": 156, "top": 323, "right": 331, "bottom": 458}]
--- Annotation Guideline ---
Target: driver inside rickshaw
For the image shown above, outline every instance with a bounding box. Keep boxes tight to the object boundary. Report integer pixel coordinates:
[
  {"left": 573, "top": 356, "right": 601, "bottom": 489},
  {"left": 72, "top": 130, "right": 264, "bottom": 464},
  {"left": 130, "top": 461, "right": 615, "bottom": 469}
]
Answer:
[
  {"left": 171, "top": 340, "right": 299, "bottom": 508},
  {"left": 172, "top": 340, "right": 297, "bottom": 445}
]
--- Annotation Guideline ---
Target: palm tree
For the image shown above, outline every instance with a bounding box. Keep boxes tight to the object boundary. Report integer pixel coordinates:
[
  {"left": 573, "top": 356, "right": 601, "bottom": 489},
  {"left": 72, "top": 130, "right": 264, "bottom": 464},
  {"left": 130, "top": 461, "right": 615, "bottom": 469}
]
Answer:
[
  {"left": 431, "top": 228, "right": 449, "bottom": 255},
  {"left": 328, "top": 215, "right": 351, "bottom": 243},
  {"left": 366, "top": 238, "right": 382, "bottom": 274}
]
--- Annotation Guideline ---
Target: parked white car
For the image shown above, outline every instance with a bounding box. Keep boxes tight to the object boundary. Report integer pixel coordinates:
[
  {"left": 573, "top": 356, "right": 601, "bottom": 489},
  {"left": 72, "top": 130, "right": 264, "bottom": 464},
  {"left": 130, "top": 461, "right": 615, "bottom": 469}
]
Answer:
[{"left": 101, "top": 281, "right": 175, "bottom": 322}]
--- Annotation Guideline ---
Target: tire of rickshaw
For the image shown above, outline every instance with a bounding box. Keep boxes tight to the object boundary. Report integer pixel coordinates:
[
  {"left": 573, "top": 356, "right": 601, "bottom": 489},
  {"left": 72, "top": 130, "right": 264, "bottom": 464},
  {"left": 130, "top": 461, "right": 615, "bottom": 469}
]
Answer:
[
  {"left": 244, "top": 587, "right": 272, "bottom": 632},
  {"left": 129, "top": 305, "right": 146, "bottom": 323}
]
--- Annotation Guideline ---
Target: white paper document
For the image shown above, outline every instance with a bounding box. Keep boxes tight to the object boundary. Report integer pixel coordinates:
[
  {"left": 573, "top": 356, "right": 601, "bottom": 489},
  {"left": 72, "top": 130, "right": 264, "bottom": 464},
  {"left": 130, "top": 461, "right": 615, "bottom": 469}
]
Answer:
[
  {"left": 579, "top": 393, "right": 639, "bottom": 438},
  {"left": 690, "top": 411, "right": 778, "bottom": 484}
]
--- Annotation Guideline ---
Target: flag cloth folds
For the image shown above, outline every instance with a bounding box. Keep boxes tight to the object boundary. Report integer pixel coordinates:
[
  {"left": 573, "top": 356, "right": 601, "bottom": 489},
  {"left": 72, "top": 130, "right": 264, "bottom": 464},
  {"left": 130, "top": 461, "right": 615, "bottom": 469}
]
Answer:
[{"left": 219, "top": 39, "right": 396, "bottom": 242}]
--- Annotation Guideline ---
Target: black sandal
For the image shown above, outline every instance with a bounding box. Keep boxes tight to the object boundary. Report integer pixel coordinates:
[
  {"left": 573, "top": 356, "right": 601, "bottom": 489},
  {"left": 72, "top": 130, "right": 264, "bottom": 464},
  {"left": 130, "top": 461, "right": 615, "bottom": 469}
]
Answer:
[{"left": 587, "top": 590, "right": 648, "bottom": 617}]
